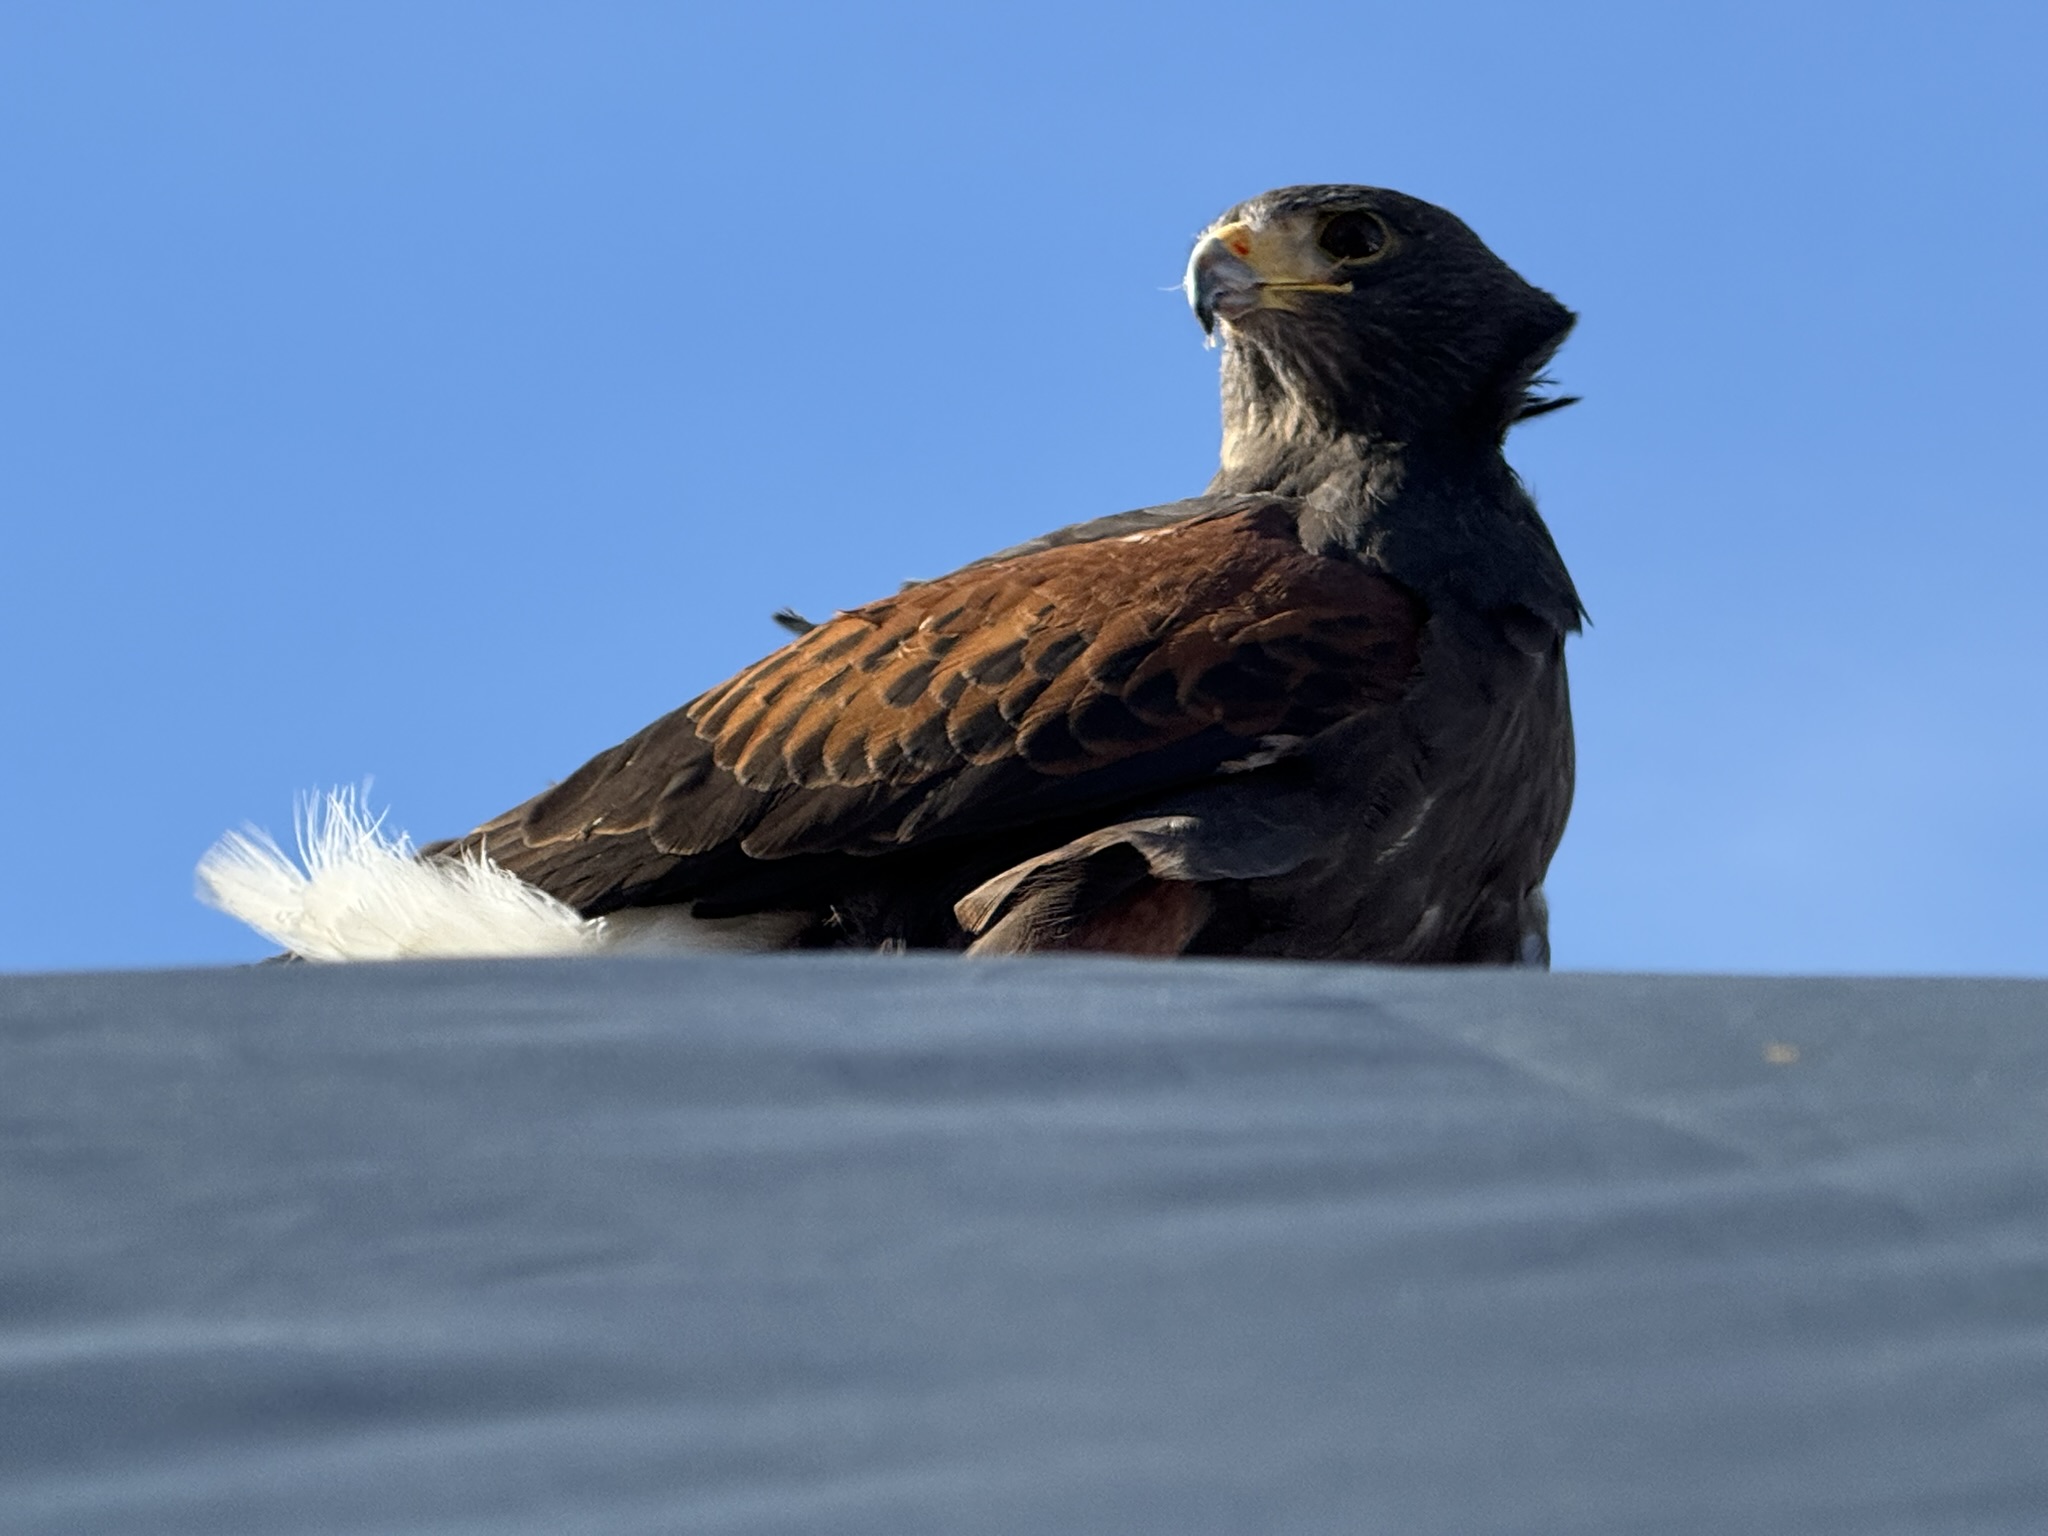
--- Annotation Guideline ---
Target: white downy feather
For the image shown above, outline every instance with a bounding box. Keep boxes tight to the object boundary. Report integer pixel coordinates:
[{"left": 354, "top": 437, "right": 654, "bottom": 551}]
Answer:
[
  {"left": 197, "top": 788, "right": 599, "bottom": 961},
  {"left": 198, "top": 789, "right": 817, "bottom": 962}
]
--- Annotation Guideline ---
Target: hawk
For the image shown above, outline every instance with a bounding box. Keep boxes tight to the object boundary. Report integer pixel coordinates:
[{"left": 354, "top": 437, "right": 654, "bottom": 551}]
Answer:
[{"left": 201, "top": 185, "right": 1583, "bottom": 964}]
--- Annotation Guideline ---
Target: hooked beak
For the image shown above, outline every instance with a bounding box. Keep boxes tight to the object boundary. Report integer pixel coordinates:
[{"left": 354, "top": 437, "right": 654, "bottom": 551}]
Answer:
[{"left": 1186, "top": 230, "right": 1261, "bottom": 338}]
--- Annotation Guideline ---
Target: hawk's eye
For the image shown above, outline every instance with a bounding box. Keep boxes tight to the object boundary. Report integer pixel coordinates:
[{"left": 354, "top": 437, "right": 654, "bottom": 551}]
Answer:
[{"left": 1317, "top": 210, "right": 1388, "bottom": 263}]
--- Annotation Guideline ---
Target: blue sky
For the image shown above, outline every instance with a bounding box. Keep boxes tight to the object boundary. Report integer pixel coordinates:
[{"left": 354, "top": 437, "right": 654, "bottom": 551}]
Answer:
[{"left": 3, "top": 2, "right": 2042, "bottom": 973}]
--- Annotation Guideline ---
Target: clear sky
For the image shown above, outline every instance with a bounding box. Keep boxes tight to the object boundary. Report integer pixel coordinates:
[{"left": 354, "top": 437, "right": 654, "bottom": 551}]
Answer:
[{"left": 3, "top": 2, "right": 2042, "bottom": 974}]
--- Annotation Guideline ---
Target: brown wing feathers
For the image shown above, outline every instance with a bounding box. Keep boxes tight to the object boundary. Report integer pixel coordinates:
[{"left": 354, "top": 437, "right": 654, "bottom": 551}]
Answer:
[
  {"left": 699, "top": 503, "right": 1418, "bottom": 787},
  {"left": 447, "top": 502, "right": 1424, "bottom": 916}
]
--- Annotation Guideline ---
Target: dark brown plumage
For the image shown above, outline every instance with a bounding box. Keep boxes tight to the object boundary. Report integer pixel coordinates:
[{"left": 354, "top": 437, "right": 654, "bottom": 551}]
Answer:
[{"left": 429, "top": 185, "right": 1583, "bottom": 963}]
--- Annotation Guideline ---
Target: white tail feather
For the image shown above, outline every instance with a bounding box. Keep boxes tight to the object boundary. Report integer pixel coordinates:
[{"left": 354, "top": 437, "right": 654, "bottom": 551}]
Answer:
[
  {"left": 198, "top": 788, "right": 811, "bottom": 961},
  {"left": 197, "top": 788, "right": 598, "bottom": 961}
]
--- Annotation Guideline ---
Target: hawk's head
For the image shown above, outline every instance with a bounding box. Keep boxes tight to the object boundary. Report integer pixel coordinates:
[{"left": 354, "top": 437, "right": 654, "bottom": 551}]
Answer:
[{"left": 1186, "top": 185, "right": 1574, "bottom": 447}]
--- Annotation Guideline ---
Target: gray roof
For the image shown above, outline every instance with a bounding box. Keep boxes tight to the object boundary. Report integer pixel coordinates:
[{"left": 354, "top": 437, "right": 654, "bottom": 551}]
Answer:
[{"left": 5, "top": 958, "right": 2045, "bottom": 1534}]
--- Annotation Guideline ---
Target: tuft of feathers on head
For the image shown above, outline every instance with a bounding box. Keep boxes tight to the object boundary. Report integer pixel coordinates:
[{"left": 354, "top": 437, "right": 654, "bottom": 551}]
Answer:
[{"left": 1512, "top": 385, "right": 1580, "bottom": 424}]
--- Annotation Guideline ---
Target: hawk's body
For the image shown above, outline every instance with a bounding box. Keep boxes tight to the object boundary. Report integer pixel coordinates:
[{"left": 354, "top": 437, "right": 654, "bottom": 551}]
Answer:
[{"left": 202, "top": 185, "right": 1584, "bottom": 964}]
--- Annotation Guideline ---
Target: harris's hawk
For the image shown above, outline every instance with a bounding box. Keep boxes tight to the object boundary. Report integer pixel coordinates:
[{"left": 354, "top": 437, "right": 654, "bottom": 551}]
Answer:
[{"left": 205, "top": 185, "right": 1584, "bottom": 964}]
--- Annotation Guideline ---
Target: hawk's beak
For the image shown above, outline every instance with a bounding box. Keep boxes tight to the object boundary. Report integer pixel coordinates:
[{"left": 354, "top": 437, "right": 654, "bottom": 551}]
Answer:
[
  {"left": 1185, "top": 218, "right": 1354, "bottom": 340},
  {"left": 1185, "top": 224, "right": 1261, "bottom": 338}
]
